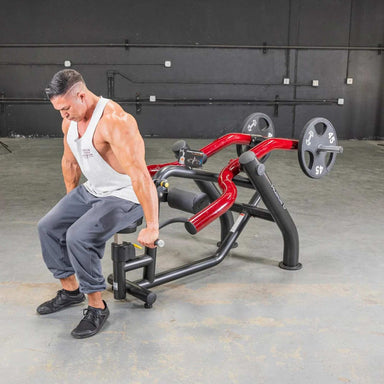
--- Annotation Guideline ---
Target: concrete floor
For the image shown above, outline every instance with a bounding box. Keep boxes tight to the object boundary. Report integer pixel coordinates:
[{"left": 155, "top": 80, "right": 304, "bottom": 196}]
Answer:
[{"left": 0, "top": 136, "right": 383, "bottom": 384}]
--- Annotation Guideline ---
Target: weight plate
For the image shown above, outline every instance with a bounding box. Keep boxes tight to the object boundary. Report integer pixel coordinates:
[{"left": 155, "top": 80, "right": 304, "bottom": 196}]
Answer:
[
  {"left": 298, "top": 117, "right": 338, "bottom": 179},
  {"left": 236, "top": 112, "right": 275, "bottom": 162}
]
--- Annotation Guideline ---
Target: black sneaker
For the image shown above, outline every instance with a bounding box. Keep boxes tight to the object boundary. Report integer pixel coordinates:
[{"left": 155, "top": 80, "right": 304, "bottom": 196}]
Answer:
[
  {"left": 71, "top": 301, "right": 110, "bottom": 339},
  {"left": 36, "top": 289, "right": 86, "bottom": 315}
]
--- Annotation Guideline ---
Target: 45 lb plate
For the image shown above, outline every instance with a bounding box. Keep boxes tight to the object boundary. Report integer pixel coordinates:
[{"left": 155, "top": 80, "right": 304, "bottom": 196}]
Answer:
[
  {"left": 236, "top": 112, "right": 275, "bottom": 162},
  {"left": 298, "top": 117, "right": 343, "bottom": 179}
]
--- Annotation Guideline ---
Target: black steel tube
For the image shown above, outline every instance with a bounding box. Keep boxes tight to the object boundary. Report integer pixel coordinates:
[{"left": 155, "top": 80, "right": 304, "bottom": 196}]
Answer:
[
  {"left": 239, "top": 151, "right": 302, "bottom": 270},
  {"left": 0, "top": 97, "right": 339, "bottom": 106},
  {"left": 136, "top": 214, "right": 252, "bottom": 289},
  {"left": 107, "top": 71, "right": 115, "bottom": 99},
  {"left": 142, "top": 247, "right": 157, "bottom": 283},
  {"left": 125, "top": 280, "right": 157, "bottom": 307},
  {"left": 0, "top": 43, "right": 382, "bottom": 51},
  {"left": 231, "top": 203, "right": 275, "bottom": 222},
  {"left": 155, "top": 166, "right": 243, "bottom": 241},
  {"left": 159, "top": 217, "right": 189, "bottom": 229},
  {"left": 123, "top": 255, "right": 153, "bottom": 272},
  {"left": 106, "top": 273, "right": 157, "bottom": 306},
  {"left": 119, "top": 98, "right": 338, "bottom": 106},
  {"left": 155, "top": 166, "right": 228, "bottom": 184},
  {"left": 134, "top": 192, "right": 261, "bottom": 289},
  {"left": 111, "top": 243, "right": 126, "bottom": 299},
  {"left": 0, "top": 98, "right": 49, "bottom": 105},
  {"left": 154, "top": 166, "right": 252, "bottom": 190}
]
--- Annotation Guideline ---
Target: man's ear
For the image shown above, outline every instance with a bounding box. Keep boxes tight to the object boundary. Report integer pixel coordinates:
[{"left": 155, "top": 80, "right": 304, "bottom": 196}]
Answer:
[{"left": 78, "top": 91, "right": 86, "bottom": 103}]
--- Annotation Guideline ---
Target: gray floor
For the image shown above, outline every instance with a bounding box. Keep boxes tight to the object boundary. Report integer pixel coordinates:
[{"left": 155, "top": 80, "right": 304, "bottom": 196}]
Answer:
[{"left": 0, "top": 136, "right": 383, "bottom": 384}]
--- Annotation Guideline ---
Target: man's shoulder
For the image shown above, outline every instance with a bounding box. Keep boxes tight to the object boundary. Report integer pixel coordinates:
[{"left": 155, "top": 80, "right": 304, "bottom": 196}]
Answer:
[
  {"left": 99, "top": 101, "right": 138, "bottom": 141},
  {"left": 102, "top": 101, "right": 137, "bottom": 129},
  {"left": 62, "top": 118, "right": 71, "bottom": 134}
]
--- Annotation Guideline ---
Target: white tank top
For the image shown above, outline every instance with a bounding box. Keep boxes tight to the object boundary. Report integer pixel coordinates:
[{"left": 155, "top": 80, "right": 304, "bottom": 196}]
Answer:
[{"left": 66, "top": 97, "right": 139, "bottom": 203}]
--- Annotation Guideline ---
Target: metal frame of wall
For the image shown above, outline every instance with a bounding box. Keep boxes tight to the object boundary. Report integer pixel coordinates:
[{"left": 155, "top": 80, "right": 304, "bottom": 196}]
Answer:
[{"left": 0, "top": 0, "right": 383, "bottom": 139}]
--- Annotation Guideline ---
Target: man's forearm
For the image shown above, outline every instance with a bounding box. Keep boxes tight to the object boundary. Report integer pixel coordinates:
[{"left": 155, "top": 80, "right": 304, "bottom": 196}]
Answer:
[
  {"left": 132, "top": 175, "right": 159, "bottom": 228},
  {"left": 62, "top": 158, "right": 81, "bottom": 193}
]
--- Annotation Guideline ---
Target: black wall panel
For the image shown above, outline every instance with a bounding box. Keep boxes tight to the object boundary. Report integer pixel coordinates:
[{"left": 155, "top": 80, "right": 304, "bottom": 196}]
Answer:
[
  {"left": 0, "top": 0, "right": 383, "bottom": 139},
  {"left": 295, "top": 0, "right": 351, "bottom": 46},
  {"left": 6, "top": 105, "right": 61, "bottom": 137},
  {"left": 344, "top": 52, "right": 384, "bottom": 138},
  {"left": 0, "top": 0, "right": 290, "bottom": 45},
  {"left": 295, "top": 51, "right": 348, "bottom": 98},
  {"left": 133, "top": 106, "right": 295, "bottom": 139},
  {"left": 350, "top": 0, "right": 384, "bottom": 46}
]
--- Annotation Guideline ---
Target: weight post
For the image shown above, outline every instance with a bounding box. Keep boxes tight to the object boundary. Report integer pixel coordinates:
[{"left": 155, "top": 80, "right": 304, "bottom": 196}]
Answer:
[
  {"left": 239, "top": 151, "right": 302, "bottom": 270},
  {"left": 317, "top": 144, "right": 343, "bottom": 154}
]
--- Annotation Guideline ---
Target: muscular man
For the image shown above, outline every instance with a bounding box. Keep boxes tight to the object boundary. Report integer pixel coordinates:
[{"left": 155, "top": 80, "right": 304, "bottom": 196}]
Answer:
[{"left": 37, "top": 69, "right": 159, "bottom": 338}]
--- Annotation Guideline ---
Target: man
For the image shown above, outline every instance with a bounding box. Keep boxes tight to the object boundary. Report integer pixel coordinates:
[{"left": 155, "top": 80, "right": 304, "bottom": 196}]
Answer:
[{"left": 37, "top": 69, "right": 159, "bottom": 338}]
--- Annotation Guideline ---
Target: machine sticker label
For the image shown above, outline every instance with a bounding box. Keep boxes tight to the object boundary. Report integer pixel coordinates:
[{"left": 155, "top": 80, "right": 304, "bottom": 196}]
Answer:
[
  {"left": 113, "top": 282, "right": 118, "bottom": 291},
  {"left": 271, "top": 184, "right": 286, "bottom": 209},
  {"left": 230, "top": 213, "right": 245, "bottom": 233}
]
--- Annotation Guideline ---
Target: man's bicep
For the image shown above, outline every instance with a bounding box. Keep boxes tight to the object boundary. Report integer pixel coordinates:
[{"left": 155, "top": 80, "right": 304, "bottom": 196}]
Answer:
[
  {"left": 62, "top": 129, "right": 78, "bottom": 164},
  {"left": 109, "top": 120, "right": 147, "bottom": 177}
]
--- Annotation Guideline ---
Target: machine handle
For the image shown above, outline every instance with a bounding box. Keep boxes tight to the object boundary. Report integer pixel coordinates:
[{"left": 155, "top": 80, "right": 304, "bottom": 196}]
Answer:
[{"left": 155, "top": 239, "right": 165, "bottom": 248}]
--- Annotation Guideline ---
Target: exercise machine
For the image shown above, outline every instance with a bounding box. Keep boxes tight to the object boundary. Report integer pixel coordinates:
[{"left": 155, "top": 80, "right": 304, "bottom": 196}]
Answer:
[{"left": 107, "top": 114, "right": 343, "bottom": 308}]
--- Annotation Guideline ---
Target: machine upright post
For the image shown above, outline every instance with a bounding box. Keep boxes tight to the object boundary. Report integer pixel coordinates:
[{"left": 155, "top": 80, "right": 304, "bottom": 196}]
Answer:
[
  {"left": 239, "top": 151, "right": 302, "bottom": 270},
  {"left": 111, "top": 243, "right": 128, "bottom": 299},
  {"left": 142, "top": 247, "right": 157, "bottom": 283}
]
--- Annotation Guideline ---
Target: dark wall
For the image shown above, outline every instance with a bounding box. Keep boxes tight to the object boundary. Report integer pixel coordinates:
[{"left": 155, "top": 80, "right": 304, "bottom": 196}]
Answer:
[{"left": 0, "top": 0, "right": 383, "bottom": 139}]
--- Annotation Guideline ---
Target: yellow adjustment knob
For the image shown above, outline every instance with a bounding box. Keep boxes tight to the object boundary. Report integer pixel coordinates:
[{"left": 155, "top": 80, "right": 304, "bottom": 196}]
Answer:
[
  {"left": 160, "top": 180, "right": 169, "bottom": 188},
  {"left": 132, "top": 243, "right": 143, "bottom": 250}
]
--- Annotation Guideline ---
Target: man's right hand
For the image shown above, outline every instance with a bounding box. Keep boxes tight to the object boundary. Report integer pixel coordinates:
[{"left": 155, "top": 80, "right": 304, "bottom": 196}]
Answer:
[{"left": 137, "top": 227, "right": 159, "bottom": 249}]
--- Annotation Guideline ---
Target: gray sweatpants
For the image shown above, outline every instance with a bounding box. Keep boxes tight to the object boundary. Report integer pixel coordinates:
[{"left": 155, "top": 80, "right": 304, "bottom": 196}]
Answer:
[{"left": 37, "top": 185, "right": 143, "bottom": 293}]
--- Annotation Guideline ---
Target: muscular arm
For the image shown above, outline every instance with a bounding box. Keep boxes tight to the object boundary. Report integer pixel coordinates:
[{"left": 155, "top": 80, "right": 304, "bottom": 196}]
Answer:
[
  {"left": 62, "top": 120, "right": 81, "bottom": 193},
  {"left": 102, "top": 113, "right": 159, "bottom": 247}
]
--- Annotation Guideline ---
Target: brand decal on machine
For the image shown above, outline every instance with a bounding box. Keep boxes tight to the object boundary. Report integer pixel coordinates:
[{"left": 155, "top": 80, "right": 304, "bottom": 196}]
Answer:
[
  {"left": 271, "top": 184, "right": 286, "bottom": 209},
  {"left": 230, "top": 213, "right": 245, "bottom": 233}
]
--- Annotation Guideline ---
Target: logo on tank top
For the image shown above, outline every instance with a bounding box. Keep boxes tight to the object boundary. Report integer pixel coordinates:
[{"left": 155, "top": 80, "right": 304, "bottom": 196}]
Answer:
[{"left": 82, "top": 148, "right": 94, "bottom": 159}]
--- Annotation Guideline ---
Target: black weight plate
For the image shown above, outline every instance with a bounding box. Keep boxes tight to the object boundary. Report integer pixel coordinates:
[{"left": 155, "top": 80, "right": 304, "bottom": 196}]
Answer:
[
  {"left": 298, "top": 117, "right": 338, "bottom": 179},
  {"left": 236, "top": 112, "right": 275, "bottom": 162}
]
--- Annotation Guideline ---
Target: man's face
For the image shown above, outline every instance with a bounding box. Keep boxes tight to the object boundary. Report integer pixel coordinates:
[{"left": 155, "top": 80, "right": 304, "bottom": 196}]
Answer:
[{"left": 51, "top": 91, "right": 86, "bottom": 122}]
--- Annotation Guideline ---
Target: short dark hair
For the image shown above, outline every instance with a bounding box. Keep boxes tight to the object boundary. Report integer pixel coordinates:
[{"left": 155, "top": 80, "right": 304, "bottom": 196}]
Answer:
[{"left": 45, "top": 69, "right": 85, "bottom": 99}]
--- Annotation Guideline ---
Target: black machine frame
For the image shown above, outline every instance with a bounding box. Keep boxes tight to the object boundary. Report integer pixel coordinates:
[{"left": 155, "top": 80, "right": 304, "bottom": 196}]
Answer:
[{"left": 107, "top": 145, "right": 303, "bottom": 309}]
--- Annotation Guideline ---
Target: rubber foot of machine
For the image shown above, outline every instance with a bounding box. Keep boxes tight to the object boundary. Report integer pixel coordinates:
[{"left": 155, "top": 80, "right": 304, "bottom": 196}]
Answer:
[{"left": 279, "top": 261, "right": 303, "bottom": 270}]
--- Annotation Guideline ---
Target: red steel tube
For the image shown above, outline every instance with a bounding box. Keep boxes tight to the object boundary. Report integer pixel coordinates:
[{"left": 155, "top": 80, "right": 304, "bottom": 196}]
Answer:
[
  {"left": 199, "top": 133, "right": 252, "bottom": 157},
  {"left": 147, "top": 133, "right": 298, "bottom": 234},
  {"left": 187, "top": 138, "right": 299, "bottom": 234},
  {"left": 148, "top": 161, "right": 179, "bottom": 177},
  {"left": 252, "top": 138, "right": 298, "bottom": 159},
  {"left": 186, "top": 158, "right": 240, "bottom": 234},
  {"left": 147, "top": 133, "right": 252, "bottom": 177}
]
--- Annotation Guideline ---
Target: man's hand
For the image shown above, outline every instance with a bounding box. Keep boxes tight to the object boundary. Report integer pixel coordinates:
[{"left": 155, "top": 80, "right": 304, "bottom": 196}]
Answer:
[{"left": 138, "top": 227, "right": 159, "bottom": 248}]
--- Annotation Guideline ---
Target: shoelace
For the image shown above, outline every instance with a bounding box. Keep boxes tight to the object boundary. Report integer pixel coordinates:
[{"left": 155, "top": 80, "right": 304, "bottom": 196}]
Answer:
[
  {"left": 81, "top": 308, "right": 100, "bottom": 326},
  {"left": 46, "top": 290, "right": 65, "bottom": 305}
]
